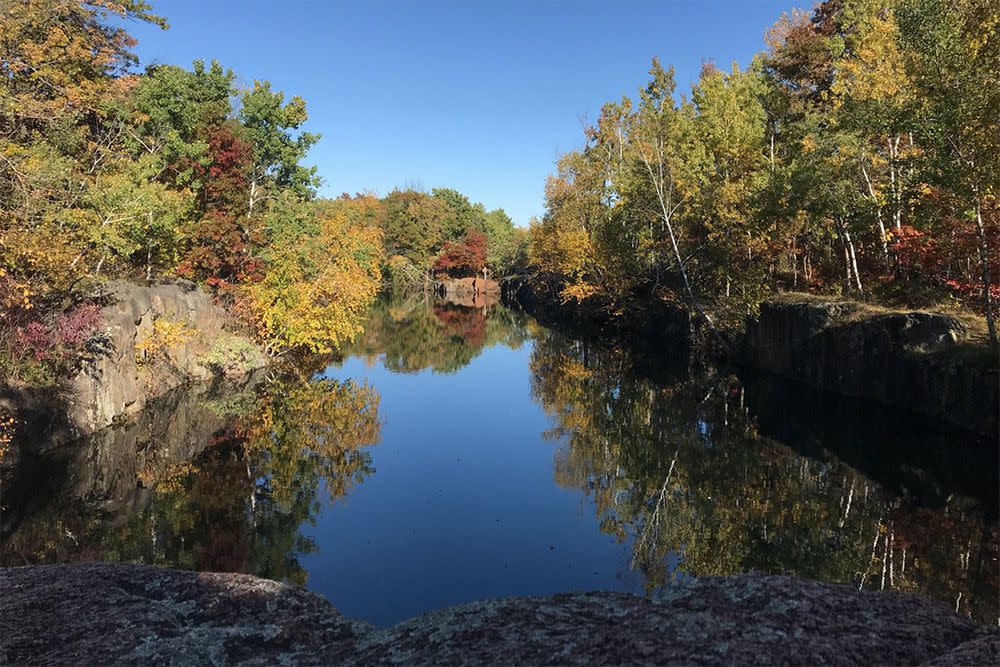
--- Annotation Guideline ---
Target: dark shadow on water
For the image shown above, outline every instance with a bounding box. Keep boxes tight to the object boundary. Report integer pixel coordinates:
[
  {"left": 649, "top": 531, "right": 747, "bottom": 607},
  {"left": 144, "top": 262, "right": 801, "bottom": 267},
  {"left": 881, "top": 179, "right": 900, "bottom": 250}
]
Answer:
[{"left": 738, "top": 367, "right": 998, "bottom": 517}]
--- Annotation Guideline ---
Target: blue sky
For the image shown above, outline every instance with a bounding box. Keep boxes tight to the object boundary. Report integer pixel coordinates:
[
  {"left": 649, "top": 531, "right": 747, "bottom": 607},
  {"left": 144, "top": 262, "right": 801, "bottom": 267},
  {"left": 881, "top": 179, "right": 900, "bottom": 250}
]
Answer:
[{"left": 130, "top": 1, "right": 807, "bottom": 226}]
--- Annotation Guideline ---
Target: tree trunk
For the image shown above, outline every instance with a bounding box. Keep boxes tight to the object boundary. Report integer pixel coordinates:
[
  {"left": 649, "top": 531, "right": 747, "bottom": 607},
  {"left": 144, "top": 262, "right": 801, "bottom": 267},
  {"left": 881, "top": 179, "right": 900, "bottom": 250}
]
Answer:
[
  {"left": 974, "top": 196, "right": 997, "bottom": 343},
  {"left": 861, "top": 159, "right": 890, "bottom": 269},
  {"left": 836, "top": 218, "right": 863, "bottom": 296},
  {"left": 847, "top": 228, "right": 863, "bottom": 295}
]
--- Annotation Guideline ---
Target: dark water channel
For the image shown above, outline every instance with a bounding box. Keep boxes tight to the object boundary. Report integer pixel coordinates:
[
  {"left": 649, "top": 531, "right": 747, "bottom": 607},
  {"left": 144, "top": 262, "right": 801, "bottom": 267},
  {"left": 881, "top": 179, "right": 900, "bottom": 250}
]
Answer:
[{"left": 2, "top": 296, "right": 996, "bottom": 626}]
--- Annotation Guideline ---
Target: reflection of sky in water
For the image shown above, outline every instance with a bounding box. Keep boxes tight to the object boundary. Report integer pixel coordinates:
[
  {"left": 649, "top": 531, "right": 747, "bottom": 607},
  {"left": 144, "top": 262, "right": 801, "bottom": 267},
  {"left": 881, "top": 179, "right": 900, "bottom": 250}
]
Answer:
[
  {"left": 5, "top": 302, "right": 995, "bottom": 627},
  {"left": 307, "top": 343, "right": 650, "bottom": 626}
]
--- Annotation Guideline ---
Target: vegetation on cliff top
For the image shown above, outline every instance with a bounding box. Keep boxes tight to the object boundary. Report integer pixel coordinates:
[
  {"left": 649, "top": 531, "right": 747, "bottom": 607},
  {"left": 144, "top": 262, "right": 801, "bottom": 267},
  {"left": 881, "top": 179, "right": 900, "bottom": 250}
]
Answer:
[{"left": 526, "top": 0, "right": 998, "bottom": 345}]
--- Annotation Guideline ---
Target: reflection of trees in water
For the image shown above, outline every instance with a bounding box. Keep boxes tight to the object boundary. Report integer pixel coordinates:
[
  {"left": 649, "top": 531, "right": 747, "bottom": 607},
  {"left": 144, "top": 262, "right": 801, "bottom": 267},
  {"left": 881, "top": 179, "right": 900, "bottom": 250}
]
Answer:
[
  {"left": 530, "top": 328, "right": 998, "bottom": 623},
  {"left": 1, "top": 375, "right": 381, "bottom": 587},
  {"left": 346, "top": 295, "right": 529, "bottom": 374}
]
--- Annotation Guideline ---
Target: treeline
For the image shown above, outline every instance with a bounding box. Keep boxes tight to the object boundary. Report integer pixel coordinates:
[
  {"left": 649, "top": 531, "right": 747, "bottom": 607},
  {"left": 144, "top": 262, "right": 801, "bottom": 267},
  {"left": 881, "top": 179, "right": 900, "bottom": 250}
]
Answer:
[
  {"left": 527, "top": 0, "right": 998, "bottom": 343},
  {"left": 0, "top": 1, "right": 522, "bottom": 383},
  {"left": 379, "top": 186, "right": 526, "bottom": 287}
]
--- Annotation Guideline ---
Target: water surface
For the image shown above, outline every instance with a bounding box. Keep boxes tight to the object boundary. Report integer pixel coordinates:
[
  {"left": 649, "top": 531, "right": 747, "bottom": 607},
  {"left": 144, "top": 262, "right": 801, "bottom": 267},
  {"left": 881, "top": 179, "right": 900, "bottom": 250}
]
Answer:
[{"left": 2, "top": 297, "right": 996, "bottom": 626}]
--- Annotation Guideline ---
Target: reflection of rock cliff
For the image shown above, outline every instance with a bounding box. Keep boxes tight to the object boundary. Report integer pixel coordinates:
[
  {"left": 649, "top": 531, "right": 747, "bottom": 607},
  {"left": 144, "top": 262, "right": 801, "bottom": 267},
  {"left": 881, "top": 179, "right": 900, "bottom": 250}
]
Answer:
[
  {"left": 2, "top": 562, "right": 996, "bottom": 665},
  {"left": 0, "top": 377, "right": 259, "bottom": 566},
  {"left": 0, "top": 374, "right": 381, "bottom": 585}
]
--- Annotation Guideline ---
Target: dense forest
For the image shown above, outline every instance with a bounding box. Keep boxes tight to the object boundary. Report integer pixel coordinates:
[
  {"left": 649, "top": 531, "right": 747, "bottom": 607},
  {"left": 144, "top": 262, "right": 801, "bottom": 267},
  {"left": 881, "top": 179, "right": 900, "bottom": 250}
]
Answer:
[
  {"left": 526, "top": 0, "right": 998, "bottom": 343},
  {"left": 2, "top": 0, "right": 997, "bottom": 388},
  {"left": 0, "top": 0, "right": 522, "bottom": 383}
]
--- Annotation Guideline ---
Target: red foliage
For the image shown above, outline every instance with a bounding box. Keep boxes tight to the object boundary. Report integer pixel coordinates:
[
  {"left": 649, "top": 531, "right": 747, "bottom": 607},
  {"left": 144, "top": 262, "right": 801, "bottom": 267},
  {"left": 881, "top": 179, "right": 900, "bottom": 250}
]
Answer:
[
  {"left": 17, "top": 303, "right": 102, "bottom": 362},
  {"left": 892, "top": 213, "right": 999, "bottom": 315},
  {"left": 179, "top": 123, "right": 259, "bottom": 289},
  {"left": 433, "top": 229, "right": 487, "bottom": 277},
  {"left": 194, "top": 123, "right": 252, "bottom": 214},
  {"left": 176, "top": 211, "right": 259, "bottom": 288},
  {"left": 893, "top": 225, "right": 944, "bottom": 276}
]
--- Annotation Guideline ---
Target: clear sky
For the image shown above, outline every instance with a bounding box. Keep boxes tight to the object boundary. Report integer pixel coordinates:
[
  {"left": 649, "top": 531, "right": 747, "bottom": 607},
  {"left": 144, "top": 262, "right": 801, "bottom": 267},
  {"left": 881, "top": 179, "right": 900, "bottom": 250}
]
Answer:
[{"left": 129, "top": 1, "right": 807, "bottom": 226}]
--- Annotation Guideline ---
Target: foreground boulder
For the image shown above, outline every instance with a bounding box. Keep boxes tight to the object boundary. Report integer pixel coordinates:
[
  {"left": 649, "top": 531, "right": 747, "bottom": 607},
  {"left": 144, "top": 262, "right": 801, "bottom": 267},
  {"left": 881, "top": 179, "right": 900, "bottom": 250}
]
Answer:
[{"left": 1, "top": 563, "right": 996, "bottom": 665}]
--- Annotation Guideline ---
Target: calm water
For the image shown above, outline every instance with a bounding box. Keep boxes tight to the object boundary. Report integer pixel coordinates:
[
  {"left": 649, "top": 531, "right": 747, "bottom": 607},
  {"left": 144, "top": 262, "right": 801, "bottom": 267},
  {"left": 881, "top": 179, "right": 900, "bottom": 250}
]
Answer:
[{"left": 2, "top": 297, "right": 997, "bottom": 626}]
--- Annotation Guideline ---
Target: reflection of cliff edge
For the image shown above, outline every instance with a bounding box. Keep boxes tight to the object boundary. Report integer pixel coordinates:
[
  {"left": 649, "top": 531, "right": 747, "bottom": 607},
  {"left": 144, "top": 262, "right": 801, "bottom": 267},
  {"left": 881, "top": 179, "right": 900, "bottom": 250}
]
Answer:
[{"left": 0, "top": 374, "right": 263, "bottom": 559}]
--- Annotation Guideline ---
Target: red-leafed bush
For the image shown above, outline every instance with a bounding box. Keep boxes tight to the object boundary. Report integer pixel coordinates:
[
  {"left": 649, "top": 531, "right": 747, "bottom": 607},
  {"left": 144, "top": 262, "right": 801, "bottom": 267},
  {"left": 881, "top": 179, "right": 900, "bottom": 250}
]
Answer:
[
  {"left": 194, "top": 123, "right": 252, "bottom": 213},
  {"left": 892, "top": 212, "right": 998, "bottom": 317},
  {"left": 15, "top": 303, "right": 103, "bottom": 369},
  {"left": 433, "top": 229, "right": 487, "bottom": 277}
]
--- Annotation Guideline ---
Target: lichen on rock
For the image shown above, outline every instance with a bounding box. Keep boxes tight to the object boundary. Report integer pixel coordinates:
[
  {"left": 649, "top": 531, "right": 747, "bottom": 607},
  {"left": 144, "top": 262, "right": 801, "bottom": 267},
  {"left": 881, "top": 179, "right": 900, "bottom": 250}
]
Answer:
[{"left": 1, "top": 563, "right": 996, "bottom": 666}]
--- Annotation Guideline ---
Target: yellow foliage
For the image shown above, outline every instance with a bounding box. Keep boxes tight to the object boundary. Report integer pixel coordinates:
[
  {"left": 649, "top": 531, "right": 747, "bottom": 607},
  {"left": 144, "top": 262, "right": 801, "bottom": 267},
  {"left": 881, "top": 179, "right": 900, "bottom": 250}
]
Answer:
[
  {"left": 135, "top": 318, "right": 193, "bottom": 365},
  {"left": 0, "top": 411, "right": 14, "bottom": 465},
  {"left": 560, "top": 280, "right": 601, "bottom": 304},
  {"left": 250, "top": 199, "right": 385, "bottom": 355}
]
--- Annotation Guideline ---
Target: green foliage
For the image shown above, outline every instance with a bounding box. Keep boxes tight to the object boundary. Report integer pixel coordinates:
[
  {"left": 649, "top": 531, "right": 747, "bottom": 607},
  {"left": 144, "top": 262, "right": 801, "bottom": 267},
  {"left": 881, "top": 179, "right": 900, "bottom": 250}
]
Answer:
[
  {"left": 128, "top": 60, "right": 235, "bottom": 186},
  {"left": 432, "top": 187, "right": 486, "bottom": 241},
  {"left": 528, "top": 0, "right": 998, "bottom": 341},
  {"left": 240, "top": 81, "right": 320, "bottom": 199},
  {"left": 381, "top": 189, "right": 449, "bottom": 269}
]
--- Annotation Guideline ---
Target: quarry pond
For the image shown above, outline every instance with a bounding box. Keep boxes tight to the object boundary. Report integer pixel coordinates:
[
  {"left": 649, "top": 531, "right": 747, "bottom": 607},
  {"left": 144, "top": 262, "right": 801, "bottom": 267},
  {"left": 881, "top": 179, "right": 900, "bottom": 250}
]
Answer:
[{"left": 2, "top": 297, "right": 997, "bottom": 627}]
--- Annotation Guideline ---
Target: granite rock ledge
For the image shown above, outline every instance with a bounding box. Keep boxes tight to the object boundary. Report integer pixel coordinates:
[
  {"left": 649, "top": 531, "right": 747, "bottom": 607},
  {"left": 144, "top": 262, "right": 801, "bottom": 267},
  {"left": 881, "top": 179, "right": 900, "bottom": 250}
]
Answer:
[{"left": 1, "top": 562, "right": 996, "bottom": 666}]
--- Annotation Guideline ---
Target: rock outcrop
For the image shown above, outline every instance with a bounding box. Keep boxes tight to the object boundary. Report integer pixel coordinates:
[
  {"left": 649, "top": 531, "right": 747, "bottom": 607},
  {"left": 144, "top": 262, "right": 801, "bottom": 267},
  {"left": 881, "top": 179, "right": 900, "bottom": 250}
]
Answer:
[
  {"left": 737, "top": 299, "right": 998, "bottom": 436},
  {"left": 1, "top": 282, "right": 266, "bottom": 447},
  {"left": 1, "top": 562, "right": 996, "bottom": 666},
  {"left": 437, "top": 277, "right": 501, "bottom": 308}
]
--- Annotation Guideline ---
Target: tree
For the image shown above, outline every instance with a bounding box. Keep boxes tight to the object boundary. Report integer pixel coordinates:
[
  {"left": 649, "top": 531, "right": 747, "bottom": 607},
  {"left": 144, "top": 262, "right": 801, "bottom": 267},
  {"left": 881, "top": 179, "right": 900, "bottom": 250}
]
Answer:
[
  {"left": 896, "top": 0, "right": 999, "bottom": 341},
  {"left": 381, "top": 189, "right": 448, "bottom": 269},
  {"left": 83, "top": 155, "right": 188, "bottom": 279},
  {"left": 688, "top": 62, "right": 770, "bottom": 327},
  {"left": 433, "top": 229, "right": 487, "bottom": 277},
  {"left": 631, "top": 59, "right": 724, "bottom": 337},
  {"left": 482, "top": 207, "right": 518, "bottom": 274},
  {"left": 0, "top": 0, "right": 167, "bottom": 296},
  {"left": 432, "top": 187, "right": 486, "bottom": 241},
  {"left": 128, "top": 60, "right": 235, "bottom": 187},
  {"left": 248, "top": 196, "right": 384, "bottom": 354},
  {"left": 239, "top": 81, "right": 320, "bottom": 218}
]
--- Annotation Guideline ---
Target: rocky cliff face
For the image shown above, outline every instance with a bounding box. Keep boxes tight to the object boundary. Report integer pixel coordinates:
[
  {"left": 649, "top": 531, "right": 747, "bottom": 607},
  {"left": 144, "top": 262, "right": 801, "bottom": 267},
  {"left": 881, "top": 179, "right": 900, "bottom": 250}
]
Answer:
[
  {"left": 2, "top": 282, "right": 266, "bottom": 448},
  {"left": 0, "top": 563, "right": 995, "bottom": 665},
  {"left": 737, "top": 300, "right": 998, "bottom": 436}
]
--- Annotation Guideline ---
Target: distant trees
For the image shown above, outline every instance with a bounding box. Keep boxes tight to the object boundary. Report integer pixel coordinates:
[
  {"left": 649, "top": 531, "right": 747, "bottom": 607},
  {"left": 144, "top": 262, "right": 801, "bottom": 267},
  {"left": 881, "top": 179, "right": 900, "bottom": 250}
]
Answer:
[
  {"left": 433, "top": 230, "right": 488, "bottom": 277},
  {"left": 528, "top": 0, "right": 998, "bottom": 343},
  {"left": 379, "top": 187, "right": 521, "bottom": 283}
]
